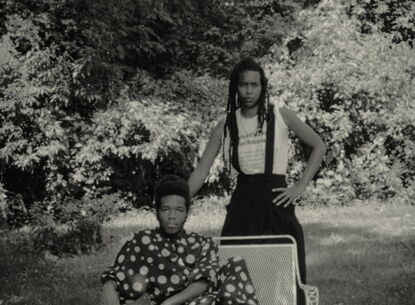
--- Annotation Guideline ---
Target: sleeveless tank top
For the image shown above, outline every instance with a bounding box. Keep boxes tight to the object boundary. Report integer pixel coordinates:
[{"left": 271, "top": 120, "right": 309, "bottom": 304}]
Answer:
[{"left": 223, "top": 102, "right": 289, "bottom": 175}]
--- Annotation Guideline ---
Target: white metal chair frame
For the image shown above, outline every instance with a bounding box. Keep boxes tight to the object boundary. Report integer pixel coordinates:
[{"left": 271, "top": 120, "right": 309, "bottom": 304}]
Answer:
[{"left": 214, "top": 235, "right": 319, "bottom": 305}]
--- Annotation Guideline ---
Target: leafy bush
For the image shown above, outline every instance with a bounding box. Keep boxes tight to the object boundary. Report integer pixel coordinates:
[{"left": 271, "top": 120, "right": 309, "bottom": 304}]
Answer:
[
  {"left": 1, "top": 0, "right": 413, "bottom": 220},
  {"left": 30, "top": 193, "right": 129, "bottom": 256},
  {"left": 0, "top": 0, "right": 302, "bottom": 215},
  {"left": 265, "top": 0, "right": 415, "bottom": 205}
]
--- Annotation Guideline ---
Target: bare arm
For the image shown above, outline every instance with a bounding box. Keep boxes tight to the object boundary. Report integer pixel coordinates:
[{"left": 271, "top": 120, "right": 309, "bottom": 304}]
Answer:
[
  {"left": 188, "top": 119, "right": 225, "bottom": 197},
  {"left": 101, "top": 281, "right": 120, "bottom": 305},
  {"left": 273, "top": 106, "right": 327, "bottom": 206},
  {"left": 160, "top": 280, "right": 209, "bottom": 305}
]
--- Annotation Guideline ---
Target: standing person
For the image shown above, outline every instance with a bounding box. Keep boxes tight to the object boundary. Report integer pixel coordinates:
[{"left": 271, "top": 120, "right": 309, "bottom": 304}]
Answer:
[
  {"left": 101, "top": 175, "right": 259, "bottom": 305},
  {"left": 187, "top": 59, "right": 327, "bottom": 296}
]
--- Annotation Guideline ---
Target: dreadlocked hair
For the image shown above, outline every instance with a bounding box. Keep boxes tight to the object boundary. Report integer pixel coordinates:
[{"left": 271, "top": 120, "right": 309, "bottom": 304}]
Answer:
[{"left": 222, "top": 58, "right": 272, "bottom": 173}]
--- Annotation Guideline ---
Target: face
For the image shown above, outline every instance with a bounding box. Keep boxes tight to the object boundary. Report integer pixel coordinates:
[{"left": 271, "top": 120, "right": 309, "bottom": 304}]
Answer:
[
  {"left": 237, "top": 70, "right": 262, "bottom": 110},
  {"left": 157, "top": 195, "right": 187, "bottom": 236}
]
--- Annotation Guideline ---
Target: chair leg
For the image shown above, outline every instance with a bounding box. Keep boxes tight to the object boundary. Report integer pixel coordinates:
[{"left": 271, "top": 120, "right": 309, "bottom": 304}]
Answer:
[{"left": 303, "top": 285, "right": 319, "bottom": 305}]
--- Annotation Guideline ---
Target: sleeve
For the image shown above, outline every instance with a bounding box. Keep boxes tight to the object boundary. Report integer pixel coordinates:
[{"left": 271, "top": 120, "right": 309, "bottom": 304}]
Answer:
[
  {"left": 100, "top": 235, "right": 136, "bottom": 288},
  {"left": 187, "top": 236, "right": 219, "bottom": 287}
]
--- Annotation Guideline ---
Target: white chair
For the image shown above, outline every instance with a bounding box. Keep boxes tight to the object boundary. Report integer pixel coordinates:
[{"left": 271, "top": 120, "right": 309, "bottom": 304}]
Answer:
[{"left": 214, "top": 235, "right": 319, "bottom": 305}]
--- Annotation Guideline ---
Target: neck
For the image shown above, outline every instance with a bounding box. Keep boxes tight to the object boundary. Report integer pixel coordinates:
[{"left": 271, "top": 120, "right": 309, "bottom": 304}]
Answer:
[
  {"left": 158, "top": 227, "right": 185, "bottom": 239},
  {"left": 241, "top": 106, "right": 258, "bottom": 118}
]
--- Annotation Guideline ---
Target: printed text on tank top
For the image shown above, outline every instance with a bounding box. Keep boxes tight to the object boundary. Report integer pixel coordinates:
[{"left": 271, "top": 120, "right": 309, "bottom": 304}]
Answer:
[
  {"left": 229, "top": 104, "right": 289, "bottom": 175},
  {"left": 237, "top": 114, "right": 267, "bottom": 173}
]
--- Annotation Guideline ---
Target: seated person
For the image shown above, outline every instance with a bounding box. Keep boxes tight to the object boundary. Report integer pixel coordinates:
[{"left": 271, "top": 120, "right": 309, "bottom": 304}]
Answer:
[{"left": 101, "top": 175, "right": 259, "bottom": 305}]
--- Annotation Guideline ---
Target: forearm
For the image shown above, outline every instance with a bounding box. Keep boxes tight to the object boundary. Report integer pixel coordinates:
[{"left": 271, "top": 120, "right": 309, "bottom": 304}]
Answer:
[
  {"left": 163, "top": 280, "right": 209, "bottom": 305},
  {"left": 298, "top": 141, "right": 327, "bottom": 186},
  {"left": 188, "top": 119, "right": 224, "bottom": 197},
  {"left": 188, "top": 168, "right": 209, "bottom": 197}
]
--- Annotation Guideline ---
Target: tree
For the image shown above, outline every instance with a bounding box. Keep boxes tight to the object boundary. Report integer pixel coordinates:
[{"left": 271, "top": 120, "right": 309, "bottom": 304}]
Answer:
[{"left": 265, "top": 0, "right": 415, "bottom": 204}]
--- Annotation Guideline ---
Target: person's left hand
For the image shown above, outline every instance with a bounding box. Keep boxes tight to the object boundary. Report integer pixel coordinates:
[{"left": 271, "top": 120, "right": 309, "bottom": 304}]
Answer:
[{"left": 272, "top": 183, "right": 307, "bottom": 207}]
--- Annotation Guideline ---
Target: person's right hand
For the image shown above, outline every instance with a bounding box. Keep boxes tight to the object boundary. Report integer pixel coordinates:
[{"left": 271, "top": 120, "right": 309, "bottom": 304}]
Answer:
[{"left": 101, "top": 281, "right": 120, "bottom": 305}]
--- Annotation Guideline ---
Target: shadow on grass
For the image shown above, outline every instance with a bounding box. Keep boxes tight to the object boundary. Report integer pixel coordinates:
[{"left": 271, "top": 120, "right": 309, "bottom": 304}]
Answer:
[
  {"left": 1, "top": 205, "right": 414, "bottom": 305},
  {"left": 303, "top": 221, "right": 415, "bottom": 305}
]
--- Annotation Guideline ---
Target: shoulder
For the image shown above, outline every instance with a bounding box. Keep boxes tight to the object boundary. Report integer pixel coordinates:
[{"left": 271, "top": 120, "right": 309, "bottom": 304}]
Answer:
[
  {"left": 269, "top": 97, "right": 292, "bottom": 128},
  {"left": 270, "top": 96, "right": 287, "bottom": 110},
  {"left": 276, "top": 105, "right": 309, "bottom": 132},
  {"left": 278, "top": 105, "right": 301, "bottom": 123},
  {"left": 278, "top": 105, "right": 295, "bottom": 117},
  {"left": 215, "top": 116, "right": 226, "bottom": 130},
  {"left": 187, "top": 231, "right": 215, "bottom": 245},
  {"left": 186, "top": 231, "right": 207, "bottom": 240},
  {"left": 133, "top": 229, "right": 157, "bottom": 244},
  {"left": 269, "top": 96, "right": 298, "bottom": 121},
  {"left": 209, "top": 116, "right": 226, "bottom": 139}
]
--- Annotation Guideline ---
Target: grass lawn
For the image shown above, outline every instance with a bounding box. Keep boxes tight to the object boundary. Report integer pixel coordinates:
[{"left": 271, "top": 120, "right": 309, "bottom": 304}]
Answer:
[{"left": 1, "top": 200, "right": 414, "bottom": 305}]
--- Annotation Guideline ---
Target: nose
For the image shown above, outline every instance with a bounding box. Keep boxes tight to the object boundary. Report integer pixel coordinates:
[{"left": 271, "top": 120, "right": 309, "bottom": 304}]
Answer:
[
  {"left": 246, "top": 85, "right": 252, "bottom": 94},
  {"left": 167, "top": 210, "right": 177, "bottom": 219}
]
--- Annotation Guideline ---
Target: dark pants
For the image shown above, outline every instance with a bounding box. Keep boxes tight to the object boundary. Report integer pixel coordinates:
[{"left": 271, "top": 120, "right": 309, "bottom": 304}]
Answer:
[{"left": 221, "top": 174, "right": 307, "bottom": 304}]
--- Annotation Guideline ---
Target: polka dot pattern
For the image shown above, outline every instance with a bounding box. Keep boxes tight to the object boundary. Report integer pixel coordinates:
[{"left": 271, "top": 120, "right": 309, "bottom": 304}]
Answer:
[
  {"left": 100, "top": 229, "right": 258, "bottom": 305},
  {"left": 116, "top": 271, "right": 125, "bottom": 281},
  {"left": 240, "top": 272, "right": 247, "bottom": 281},
  {"left": 245, "top": 284, "right": 254, "bottom": 294},
  {"left": 141, "top": 235, "right": 151, "bottom": 245},
  {"left": 118, "top": 255, "right": 125, "bottom": 263},
  {"left": 226, "top": 284, "right": 236, "bottom": 293},
  {"left": 157, "top": 275, "right": 167, "bottom": 284},
  {"left": 185, "top": 254, "right": 196, "bottom": 264},
  {"left": 170, "top": 274, "right": 180, "bottom": 284},
  {"left": 139, "top": 266, "right": 149, "bottom": 275},
  {"left": 132, "top": 282, "right": 143, "bottom": 292}
]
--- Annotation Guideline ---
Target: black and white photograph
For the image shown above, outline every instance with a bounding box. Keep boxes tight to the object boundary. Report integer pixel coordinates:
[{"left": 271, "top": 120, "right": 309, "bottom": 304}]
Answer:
[{"left": 1, "top": 1, "right": 414, "bottom": 304}]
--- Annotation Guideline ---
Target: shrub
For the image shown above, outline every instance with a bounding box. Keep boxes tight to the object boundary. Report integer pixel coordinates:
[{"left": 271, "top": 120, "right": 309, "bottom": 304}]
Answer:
[
  {"left": 30, "top": 193, "right": 129, "bottom": 256},
  {"left": 265, "top": 0, "right": 415, "bottom": 205}
]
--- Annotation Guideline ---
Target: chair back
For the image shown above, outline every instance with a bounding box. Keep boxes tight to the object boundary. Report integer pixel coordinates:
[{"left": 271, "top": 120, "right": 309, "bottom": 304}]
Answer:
[{"left": 214, "top": 235, "right": 298, "bottom": 305}]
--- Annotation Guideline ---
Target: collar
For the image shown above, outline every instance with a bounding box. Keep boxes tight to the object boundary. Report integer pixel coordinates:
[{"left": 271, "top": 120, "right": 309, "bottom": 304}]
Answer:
[{"left": 156, "top": 227, "right": 186, "bottom": 240}]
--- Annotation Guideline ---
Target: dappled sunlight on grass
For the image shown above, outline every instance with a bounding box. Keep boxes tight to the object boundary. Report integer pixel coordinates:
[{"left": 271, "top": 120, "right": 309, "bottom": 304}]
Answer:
[
  {"left": 298, "top": 202, "right": 415, "bottom": 305},
  {"left": 319, "top": 232, "right": 346, "bottom": 246},
  {"left": 1, "top": 201, "right": 413, "bottom": 305},
  {"left": 185, "top": 197, "right": 226, "bottom": 236}
]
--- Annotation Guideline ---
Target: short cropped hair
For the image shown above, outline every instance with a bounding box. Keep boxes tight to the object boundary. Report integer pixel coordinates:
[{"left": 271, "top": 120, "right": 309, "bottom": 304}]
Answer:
[{"left": 154, "top": 175, "right": 191, "bottom": 211}]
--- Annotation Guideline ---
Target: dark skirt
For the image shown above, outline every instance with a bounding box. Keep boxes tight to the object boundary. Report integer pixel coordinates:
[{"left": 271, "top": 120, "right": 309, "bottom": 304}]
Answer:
[{"left": 221, "top": 173, "right": 307, "bottom": 284}]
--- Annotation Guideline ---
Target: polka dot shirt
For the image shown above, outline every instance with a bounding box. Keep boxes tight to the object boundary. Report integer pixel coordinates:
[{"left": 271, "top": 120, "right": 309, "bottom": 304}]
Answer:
[{"left": 101, "top": 229, "right": 258, "bottom": 305}]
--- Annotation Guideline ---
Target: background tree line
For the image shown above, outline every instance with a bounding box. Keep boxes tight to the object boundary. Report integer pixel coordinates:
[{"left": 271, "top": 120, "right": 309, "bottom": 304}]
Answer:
[{"left": 0, "top": 0, "right": 414, "bottom": 230}]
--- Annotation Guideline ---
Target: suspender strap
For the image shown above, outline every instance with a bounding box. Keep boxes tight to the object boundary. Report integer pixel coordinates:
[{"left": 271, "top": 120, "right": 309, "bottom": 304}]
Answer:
[
  {"left": 264, "top": 105, "right": 275, "bottom": 175},
  {"left": 230, "top": 112, "right": 242, "bottom": 174}
]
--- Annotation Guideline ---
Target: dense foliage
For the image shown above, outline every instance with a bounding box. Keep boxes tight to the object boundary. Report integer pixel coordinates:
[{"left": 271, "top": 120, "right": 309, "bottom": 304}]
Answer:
[
  {"left": 0, "top": 0, "right": 302, "bottom": 237},
  {"left": 0, "top": 0, "right": 414, "bottom": 242},
  {"left": 265, "top": 0, "right": 414, "bottom": 205}
]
